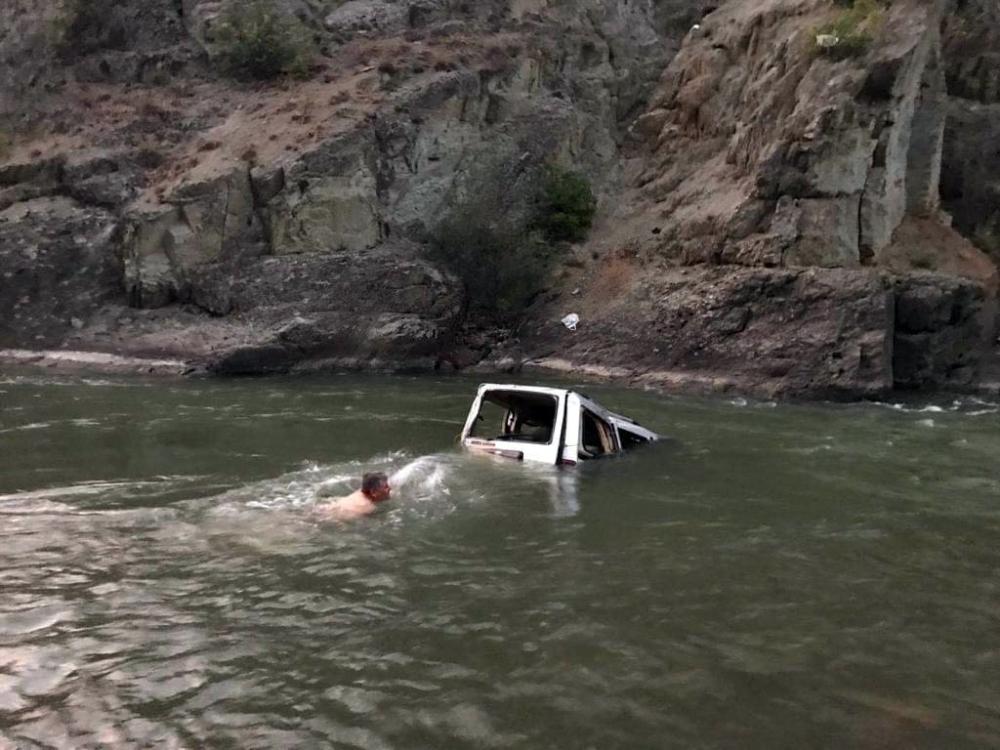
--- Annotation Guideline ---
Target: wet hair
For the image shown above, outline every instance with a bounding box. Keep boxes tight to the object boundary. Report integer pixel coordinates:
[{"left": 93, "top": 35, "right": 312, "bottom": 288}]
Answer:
[{"left": 362, "top": 472, "right": 389, "bottom": 496}]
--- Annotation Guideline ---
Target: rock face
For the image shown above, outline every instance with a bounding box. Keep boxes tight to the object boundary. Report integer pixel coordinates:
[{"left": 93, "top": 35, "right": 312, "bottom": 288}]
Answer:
[
  {"left": 0, "top": 197, "right": 121, "bottom": 348},
  {"left": 0, "top": 0, "right": 997, "bottom": 396},
  {"left": 123, "top": 168, "right": 263, "bottom": 308},
  {"left": 574, "top": 0, "right": 998, "bottom": 393},
  {"left": 942, "top": 101, "right": 1000, "bottom": 244},
  {"left": 199, "top": 246, "right": 463, "bottom": 374},
  {"left": 940, "top": 0, "right": 1000, "bottom": 273},
  {"left": 524, "top": 266, "right": 897, "bottom": 398},
  {"left": 627, "top": 0, "right": 953, "bottom": 269},
  {"left": 893, "top": 274, "right": 997, "bottom": 388}
]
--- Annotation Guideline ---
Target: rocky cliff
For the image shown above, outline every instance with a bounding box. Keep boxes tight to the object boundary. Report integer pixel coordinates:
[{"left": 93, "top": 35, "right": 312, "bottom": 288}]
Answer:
[{"left": 0, "top": 0, "right": 997, "bottom": 397}]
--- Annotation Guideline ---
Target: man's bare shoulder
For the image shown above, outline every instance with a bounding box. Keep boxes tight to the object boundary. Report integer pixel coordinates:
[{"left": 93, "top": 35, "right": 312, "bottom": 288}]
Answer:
[{"left": 314, "top": 490, "right": 376, "bottom": 521}]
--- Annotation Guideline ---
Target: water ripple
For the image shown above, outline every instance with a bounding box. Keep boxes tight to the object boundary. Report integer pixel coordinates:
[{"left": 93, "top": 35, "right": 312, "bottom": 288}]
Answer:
[{"left": 1, "top": 376, "right": 999, "bottom": 747}]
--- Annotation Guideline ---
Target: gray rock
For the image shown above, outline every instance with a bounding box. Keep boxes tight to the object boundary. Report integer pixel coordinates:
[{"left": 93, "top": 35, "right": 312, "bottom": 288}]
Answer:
[
  {"left": 250, "top": 165, "right": 285, "bottom": 205},
  {"left": 521, "top": 266, "right": 896, "bottom": 399},
  {"left": 892, "top": 273, "right": 997, "bottom": 388},
  {"left": 209, "top": 343, "right": 298, "bottom": 375},
  {"left": 123, "top": 168, "right": 262, "bottom": 308},
  {"left": 324, "top": 0, "right": 410, "bottom": 38},
  {"left": 264, "top": 131, "right": 382, "bottom": 255},
  {"left": 941, "top": 98, "right": 1000, "bottom": 247},
  {"left": 942, "top": 0, "right": 1000, "bottom": 105},
  {"left": 67, "top": 173, "right": 138, "bottom": 208},
  {"left": 0, "top": 157, "right": 65, "bottom": 188},
  {"left": 780, "top": 197, "right": 862, "bottom": 268},
  {"left": 0, "top": 198, "right": 121, "bottom": 349}
]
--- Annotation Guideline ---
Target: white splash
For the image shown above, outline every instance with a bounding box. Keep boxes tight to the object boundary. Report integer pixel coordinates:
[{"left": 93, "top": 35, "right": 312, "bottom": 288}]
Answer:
[{"left": 389, "top": 455, "right": 451, "bottom": 499}]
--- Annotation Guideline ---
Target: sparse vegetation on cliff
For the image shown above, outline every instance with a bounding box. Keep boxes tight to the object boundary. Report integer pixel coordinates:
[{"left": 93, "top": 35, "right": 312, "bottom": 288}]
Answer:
[
  {"left": 536, "top": 165, "right": 597, "bottom": 243},
  {"left": 215, "top": 0, "right": 313, "bottom": 80},
  {"left": 50, "top": 0, "right": 133, "bottom": 60},
  {"left": 973, "top": 224, "right": 1000, "bottom": 264},
  {"left": 431, "top": 208, "right": 554, "bottom": 324},
  {"left": 431, "top": 164, "right": 596, "bottom": 323},
  {"left": 812, "top": 0, "right": 886, "bottom": 59},
  {"left": 0, "top": 131, "right": 11, "bottom": 161}
]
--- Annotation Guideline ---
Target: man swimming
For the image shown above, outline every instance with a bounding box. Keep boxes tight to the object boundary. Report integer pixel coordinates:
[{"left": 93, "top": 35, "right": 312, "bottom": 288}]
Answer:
[{"left": 316, "top": 472, "right": 392, "bottom": 520}]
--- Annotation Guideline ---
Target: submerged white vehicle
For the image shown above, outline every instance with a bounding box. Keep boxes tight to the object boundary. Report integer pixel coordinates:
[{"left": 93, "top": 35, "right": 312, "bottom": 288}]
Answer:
[{"left": 460, "top": 383, "right": 658, "bottom": 466}]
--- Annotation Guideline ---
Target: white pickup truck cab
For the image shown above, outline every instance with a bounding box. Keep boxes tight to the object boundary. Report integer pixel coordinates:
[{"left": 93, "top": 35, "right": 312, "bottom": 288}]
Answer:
[{"left": 460, "top": 383, "right": 658, "bottom": 466}]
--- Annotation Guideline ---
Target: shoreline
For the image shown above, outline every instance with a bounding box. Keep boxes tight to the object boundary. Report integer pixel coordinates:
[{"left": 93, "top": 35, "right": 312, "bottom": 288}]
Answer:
[
  {"left": 3, "top": 346, "right": 998, "bottom": 401},
  {"left": 0, "top": 349, "right": 192, "bottom": 377}
]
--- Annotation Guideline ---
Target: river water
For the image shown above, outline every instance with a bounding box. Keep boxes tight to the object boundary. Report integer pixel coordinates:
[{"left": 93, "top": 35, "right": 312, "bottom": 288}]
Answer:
[{"left": 1, "top": 372, "right": 998, "bottom": 748}]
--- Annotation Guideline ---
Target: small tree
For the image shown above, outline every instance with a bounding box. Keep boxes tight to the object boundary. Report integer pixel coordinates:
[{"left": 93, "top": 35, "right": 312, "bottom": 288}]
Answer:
[
  {"left": 51, "top": 0, "right": 129, "bottom": 60},
  {"left": 535, "top": 165, "right": 597, "bottom": 243},
  {"left": 973, "top": 222, "right": 1000, "bottom": 264},
  {"left": 215, "top": 0, "right": 313, "bottom": 80},
  {"left": 430, "top": 160, "right": 596, "bottom": 323},
  {"left": 431, "top": 209, "right": 554, "bottom": 325}
]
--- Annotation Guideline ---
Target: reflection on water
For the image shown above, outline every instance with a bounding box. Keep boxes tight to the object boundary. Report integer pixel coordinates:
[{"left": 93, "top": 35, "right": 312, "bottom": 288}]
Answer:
[{"left": 1, "top": 373, "right": 999, "bottom": 748}]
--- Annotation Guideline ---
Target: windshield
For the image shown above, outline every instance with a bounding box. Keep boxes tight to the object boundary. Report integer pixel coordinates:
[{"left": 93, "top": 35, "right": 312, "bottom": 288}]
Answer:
[{"left": 469, "top": 391, "right": 558, "bottom": 444}]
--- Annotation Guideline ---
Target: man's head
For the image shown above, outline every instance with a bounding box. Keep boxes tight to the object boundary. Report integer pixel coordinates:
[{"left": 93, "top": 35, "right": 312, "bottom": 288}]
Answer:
[{"left": 361, "top": 472, "right": 391, "bottom": 503}]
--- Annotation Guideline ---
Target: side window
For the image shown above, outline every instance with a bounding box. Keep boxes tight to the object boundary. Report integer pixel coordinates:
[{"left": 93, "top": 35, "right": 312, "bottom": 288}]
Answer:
[
  {"left": 579, "top": 410, "right": 616, "bottom": 458},
  {"left": 617, "top": 426, "right": 649, "bottom": 451},
  {"left": 469, "top": 399, "right": 508, "bottom": 440}
]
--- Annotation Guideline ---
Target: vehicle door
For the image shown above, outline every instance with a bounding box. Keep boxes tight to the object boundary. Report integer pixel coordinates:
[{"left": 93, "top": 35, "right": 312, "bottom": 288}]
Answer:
[
  {"left": 578, "top": 407, "right": 619, "bottom": 459},
  {"left": 463, "top": 387, "right": 565, "bottom": 464}
]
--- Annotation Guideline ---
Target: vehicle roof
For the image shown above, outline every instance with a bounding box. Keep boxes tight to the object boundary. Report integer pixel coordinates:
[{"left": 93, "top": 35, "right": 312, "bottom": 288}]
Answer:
[
  {"left": 477, "top": 383, "right": 570, "bottom": 398},
  {"left": 476, "top": 383, "right": 656, "bottom": 437}
]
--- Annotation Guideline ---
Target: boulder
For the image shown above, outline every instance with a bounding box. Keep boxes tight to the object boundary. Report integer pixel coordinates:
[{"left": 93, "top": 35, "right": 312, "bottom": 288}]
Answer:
[
  {"left": 209, "top": 343, "right": 299, "bottom": 375},
  {"left": 123, "top": 168, "right": 262, "bottom": 307},
  {"left": 268, "top": 175, "right": 382, "bottom": 254},
  {"left": 892, "top": 273, "right": 997, "bottom": 388},
  {"left": 521, "top": 266, "right": 896, "bottom": 399},
  {"left": 324, "top": 0, "right": 411, "bottom": 39},
  {"left": 193, "top": 246, "right": 461, "bottom": 317},
  {"left": 264, "top": 133, "right": 383, "bottom": 255},
  {"left": 0, "top": 197, "right": 122, "bottom": 348}
]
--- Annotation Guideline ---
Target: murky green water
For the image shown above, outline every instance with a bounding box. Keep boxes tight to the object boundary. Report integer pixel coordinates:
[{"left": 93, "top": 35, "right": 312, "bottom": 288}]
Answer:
[{"left": 1, "top": 372, "right": 999, "bottom": 748}]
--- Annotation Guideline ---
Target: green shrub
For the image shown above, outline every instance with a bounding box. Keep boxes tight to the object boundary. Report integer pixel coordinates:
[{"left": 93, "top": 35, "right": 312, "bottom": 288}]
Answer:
[
  {"left": 50, "top": 0, "right": 95, "bottom": 55},
  {"left": 215, "top": 0, "right": 313, "bottom": 80},
  {"left": 973, "top": 223, "right": 1000, "bottom": 263},
  {"left": 812, "top": 0, "right": 886, "bottom": 60},
  {"left": 50, "top": 0, "right": 133, "bottom": 60},
  {"left": 535, "top": 165, "right": 597, "bottom": 243},
  {"left": 431, "top": 209, "right": 556, "bottom": 324},
  {"left": 430, "top": 161, "right": 595, "bottom": 323}
]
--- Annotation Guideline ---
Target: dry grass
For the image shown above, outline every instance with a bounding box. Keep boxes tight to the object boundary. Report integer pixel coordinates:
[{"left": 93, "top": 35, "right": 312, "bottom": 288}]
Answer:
[
  {"left": 7, "top": 26, "right": 527, "bottom": 204},
  {"left": 812, "top": 0, "right": 887, "bottom": 60},
  {"left": 588, "top": 247, "right": 638, "bottom": 302}
]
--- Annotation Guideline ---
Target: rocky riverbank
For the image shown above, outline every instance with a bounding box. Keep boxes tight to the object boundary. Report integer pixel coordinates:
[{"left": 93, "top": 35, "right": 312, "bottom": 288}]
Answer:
[{"left": 1, "top": 0, "right": 997, "bottom": 399}]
